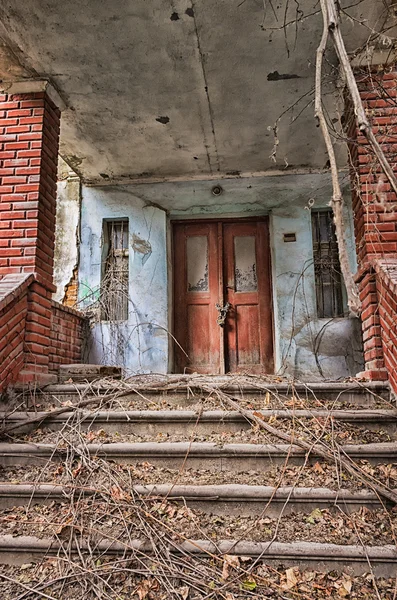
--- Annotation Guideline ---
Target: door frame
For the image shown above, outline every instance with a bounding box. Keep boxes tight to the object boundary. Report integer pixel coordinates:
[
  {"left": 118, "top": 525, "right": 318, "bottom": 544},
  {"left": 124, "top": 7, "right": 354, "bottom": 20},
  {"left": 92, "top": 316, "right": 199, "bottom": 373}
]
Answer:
[{"left": 170, "top": 215, "right": 275, "bottom": 374}]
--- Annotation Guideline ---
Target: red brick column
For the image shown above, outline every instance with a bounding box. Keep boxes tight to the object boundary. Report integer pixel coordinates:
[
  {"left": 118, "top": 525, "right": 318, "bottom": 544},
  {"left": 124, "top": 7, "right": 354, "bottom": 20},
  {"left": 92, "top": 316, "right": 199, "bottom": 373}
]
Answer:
[
  {"left": 346, "top": 67, "right": 397, "bottom": 382},
  {"left": 0, "top": 86, "right": 61, "bottom": 384}
]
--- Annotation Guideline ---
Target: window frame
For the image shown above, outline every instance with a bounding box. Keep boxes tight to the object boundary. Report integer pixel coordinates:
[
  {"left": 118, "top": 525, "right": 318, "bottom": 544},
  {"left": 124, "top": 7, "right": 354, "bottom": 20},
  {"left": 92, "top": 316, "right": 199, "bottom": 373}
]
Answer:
[
  {"left": 100, "top": 218, "right": 129, "bottom": 322},
  {"left": 311, "top": 209, "right": 347, "bottom": 319}
]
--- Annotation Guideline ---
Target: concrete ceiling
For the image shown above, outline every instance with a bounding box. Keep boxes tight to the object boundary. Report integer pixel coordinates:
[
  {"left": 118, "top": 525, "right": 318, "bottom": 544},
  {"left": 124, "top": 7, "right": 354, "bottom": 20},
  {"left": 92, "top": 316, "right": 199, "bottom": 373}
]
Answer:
[{"left": 0, "top": 0, "right": 388, "bottom": 183}]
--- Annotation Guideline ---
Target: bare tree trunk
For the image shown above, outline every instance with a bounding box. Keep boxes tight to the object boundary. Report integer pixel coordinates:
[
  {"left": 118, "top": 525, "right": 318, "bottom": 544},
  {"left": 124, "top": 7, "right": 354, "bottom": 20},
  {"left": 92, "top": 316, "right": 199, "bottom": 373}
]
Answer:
[{"left": 315, "top": 0, "right": 361, "bottom": 315}]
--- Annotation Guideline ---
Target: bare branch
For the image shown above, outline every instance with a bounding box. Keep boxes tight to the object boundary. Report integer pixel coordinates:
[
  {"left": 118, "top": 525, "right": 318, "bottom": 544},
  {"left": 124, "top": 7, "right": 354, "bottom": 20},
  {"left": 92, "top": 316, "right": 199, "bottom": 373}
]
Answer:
[{"left": 315, "top": 0, "right": 361, "bottom": 315}]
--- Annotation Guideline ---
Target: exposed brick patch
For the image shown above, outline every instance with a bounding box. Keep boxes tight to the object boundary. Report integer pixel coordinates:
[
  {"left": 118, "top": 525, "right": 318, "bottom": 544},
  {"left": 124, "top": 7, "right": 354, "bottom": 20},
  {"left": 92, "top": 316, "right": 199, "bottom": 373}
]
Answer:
[
  {"left": 48, "top": 301, "right": 86, "bottom": 373},
  {"left": 63, "top": 265, "right": 79, "bottom": 307}
]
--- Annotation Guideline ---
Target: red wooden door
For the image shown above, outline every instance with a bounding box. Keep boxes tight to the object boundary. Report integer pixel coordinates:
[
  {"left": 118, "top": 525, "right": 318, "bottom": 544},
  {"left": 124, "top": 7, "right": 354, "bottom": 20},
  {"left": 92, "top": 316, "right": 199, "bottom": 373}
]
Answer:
[
  {"left": 173, "top": 222, "right": 222, "bottom": 373},
  {"left": 173, "top": 219, "right": 273, "bottom": 374},
  {"left": 223, "top": 221, "right": 273, "bottom": 373}
]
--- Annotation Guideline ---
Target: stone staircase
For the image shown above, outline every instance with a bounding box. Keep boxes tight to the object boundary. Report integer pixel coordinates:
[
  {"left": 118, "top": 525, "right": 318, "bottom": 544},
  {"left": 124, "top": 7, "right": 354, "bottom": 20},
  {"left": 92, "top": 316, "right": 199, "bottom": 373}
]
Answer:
[{"left": 0, "top": 368, "right": 396, "bottom": 597}]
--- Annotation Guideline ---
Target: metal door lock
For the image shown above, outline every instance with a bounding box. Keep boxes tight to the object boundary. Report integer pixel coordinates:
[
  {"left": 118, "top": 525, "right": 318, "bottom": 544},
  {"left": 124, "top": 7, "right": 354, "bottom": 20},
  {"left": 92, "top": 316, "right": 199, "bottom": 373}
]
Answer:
[{"left": 215, "top": 302, "right": 231, "bottom": 327}]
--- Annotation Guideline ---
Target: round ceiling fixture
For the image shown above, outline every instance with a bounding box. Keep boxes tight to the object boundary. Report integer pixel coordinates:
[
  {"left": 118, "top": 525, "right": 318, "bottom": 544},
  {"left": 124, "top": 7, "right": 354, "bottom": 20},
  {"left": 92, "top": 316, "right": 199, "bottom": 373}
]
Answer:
[{"left": 211, "top": 185, "right": 223, "bottom": 196}]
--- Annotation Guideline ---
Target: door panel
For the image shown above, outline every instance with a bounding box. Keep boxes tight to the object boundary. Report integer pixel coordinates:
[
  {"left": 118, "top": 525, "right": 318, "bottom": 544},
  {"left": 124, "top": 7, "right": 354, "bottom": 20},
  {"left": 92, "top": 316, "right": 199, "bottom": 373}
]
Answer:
[
  {"left": 235, "top": 304, "right": 260, "bottom": 365},
  {"left": 187, "top": 304, "right": 211, "bottom": 366},
  {"left": 223, "top": 221, "right": 273, "bottom": 373},
  {"left": 174, "top": 222, "right": 221, "bottom": 373},
  {"left": 173, "top": 219, "right": 273, "bottom": 374}
]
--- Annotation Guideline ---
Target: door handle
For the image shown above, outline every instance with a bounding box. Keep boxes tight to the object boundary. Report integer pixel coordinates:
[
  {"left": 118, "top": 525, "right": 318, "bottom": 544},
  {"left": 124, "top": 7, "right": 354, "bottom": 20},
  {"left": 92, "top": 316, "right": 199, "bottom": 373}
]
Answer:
[{"left": 215, "top": 301, "right": 231, "bottom": 327}]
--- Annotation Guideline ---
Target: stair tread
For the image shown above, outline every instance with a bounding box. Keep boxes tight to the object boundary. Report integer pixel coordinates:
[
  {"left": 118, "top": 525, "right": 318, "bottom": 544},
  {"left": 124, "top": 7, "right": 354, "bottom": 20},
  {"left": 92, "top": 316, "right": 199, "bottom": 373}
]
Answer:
[
  {"left": 0, "top": 534, "right": 395, "bottom": 556},
  {"left": 4, "top": 408, "right": 397, "bottom": 419},
  {"left": 0, "top": 499, "right": 396, "bottom": 548},
  {"left": 0, "top": 481, "right": 394, "bottom": 499}
]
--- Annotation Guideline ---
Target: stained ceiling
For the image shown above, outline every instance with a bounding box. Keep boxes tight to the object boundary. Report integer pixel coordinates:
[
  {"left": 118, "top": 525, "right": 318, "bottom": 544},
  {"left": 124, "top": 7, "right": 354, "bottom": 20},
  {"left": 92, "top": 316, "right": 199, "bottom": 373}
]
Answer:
[{"left": 0, "top": 0, "right": 389, "bottom": 183}]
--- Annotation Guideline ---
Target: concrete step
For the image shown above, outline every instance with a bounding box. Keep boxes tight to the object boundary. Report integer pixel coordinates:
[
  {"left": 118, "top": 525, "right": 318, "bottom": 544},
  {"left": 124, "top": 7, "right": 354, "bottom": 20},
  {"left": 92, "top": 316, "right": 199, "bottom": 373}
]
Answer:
[
  {"left": 3, "top": 408, "right": 397, "bottom": 435},
  {"left": 58, "top": 364, "right": 122, "bottom": 382},
  {"left": 2, "top": 375, "right": 395, "bottom": 581},
  {"left": 0, "top": 535, "right": 394, "bottom": 576},
  {"left": 16, "top": 380, "right": 391, "bottom": 409},
  {"left": 0, "top": 482, "right": 393, "bottom": 516},
  {"left": 0, "top": 441, "right": 395, "bottom": 469}
]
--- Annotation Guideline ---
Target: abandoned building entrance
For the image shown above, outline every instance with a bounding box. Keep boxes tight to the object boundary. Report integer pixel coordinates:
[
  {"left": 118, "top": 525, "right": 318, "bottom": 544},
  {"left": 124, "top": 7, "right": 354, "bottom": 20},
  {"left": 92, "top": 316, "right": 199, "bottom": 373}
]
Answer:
[{"left": 173, "top": 218, "right": 274, "bottom": 374}]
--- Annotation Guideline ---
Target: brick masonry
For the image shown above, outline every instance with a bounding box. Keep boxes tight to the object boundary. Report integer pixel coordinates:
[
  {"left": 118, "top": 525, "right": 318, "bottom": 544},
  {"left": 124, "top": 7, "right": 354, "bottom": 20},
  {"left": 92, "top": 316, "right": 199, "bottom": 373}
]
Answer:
[
  {"left": 373, "top": 259, "right": 397, "bottom": 393},
  {"left": 49, "top": 301, "right": 85, "bottom": 372},
  {"left": 0, "top": 92, "right": 60, "bottom": 286},
  {"left": 347, "top": 68, "right": 397, "bottom": 391},
  {"left": 0, "top": 90, "right": 86, "bottom": 389},
  {"left": 0, "top": 274, "right": 86, "bottom": 391},
  {"left": 0, "top": 274, "right": 33, "bottom": 389}
]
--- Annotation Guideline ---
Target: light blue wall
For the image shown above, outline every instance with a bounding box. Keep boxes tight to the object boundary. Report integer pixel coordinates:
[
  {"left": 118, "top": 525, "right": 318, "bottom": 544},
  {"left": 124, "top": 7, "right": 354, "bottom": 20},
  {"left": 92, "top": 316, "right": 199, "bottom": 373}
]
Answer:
[
  {"left": 78, "top": 172, "right": 364, "bottom": 378},
  {"left": 79, "top": 186, "right": 168, "bottom": 373}
]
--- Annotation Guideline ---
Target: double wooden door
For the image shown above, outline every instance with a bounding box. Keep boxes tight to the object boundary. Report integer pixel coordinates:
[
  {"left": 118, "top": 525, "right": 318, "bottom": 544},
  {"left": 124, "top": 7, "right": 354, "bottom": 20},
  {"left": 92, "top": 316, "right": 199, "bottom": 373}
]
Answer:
[{"left": 173, "top": 219, "right": 273, "bottom": 374}]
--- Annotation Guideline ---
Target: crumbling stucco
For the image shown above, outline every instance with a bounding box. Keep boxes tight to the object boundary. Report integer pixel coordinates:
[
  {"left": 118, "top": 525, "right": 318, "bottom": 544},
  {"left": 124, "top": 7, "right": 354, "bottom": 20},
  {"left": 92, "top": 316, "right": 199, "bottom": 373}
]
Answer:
[
  {"left": 53, "top": 157, "right": 81, "bottom": 305},
  {"left": 79, "top": 186, "right": 168, "bottom": 373}
]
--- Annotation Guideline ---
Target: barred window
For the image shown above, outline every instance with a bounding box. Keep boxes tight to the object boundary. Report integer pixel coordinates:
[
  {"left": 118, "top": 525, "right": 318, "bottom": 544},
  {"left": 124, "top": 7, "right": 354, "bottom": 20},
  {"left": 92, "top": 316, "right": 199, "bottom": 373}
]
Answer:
[
  {"left": 101, "top": 219, "right": 129, "bottom": 321},
  {"left": 311, "top": 210, "right": 345, "bottom": 318}
]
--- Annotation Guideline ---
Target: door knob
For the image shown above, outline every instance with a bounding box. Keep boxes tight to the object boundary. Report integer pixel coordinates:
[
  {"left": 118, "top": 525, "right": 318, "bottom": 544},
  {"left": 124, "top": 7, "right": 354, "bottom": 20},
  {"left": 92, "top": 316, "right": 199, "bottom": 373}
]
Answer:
[{"left": 215, "top": 302, "right": 231, "bottom": 327}]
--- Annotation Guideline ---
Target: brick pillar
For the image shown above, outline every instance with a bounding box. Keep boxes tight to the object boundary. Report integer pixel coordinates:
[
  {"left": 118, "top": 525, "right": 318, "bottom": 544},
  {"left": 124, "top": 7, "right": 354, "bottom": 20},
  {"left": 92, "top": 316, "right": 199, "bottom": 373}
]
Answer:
[
  {"left": 0, "top": 84, "right": 61, "bottom": 384},
  {"left": 346, "top": 67, "right": 397, "bottom": 381}
]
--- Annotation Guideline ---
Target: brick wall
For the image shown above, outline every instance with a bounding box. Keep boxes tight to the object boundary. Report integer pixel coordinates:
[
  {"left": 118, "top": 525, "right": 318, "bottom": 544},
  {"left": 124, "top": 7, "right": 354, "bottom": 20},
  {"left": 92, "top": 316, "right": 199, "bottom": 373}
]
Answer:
[
  {"left": 0, "top": 92, "right": 60, "bottom": 286},
  {"left": 0, "top": 274, "right": 33, "bottom": 389},
  {"left": 0, "top": 274, "right": 87, "bottom": 391},
  {"left": 49, "top": 301, "right": 86, "bottom": 372},
  {"left": 346, "top": 67, "right": 397, "bottom": 387},
  {"left": 355, "top": 267, "right": 387, "bottom": 380},
  {"left": 0, "top": 88, "right": 87, "bottom": 388},
  {"left": 373, "top": 259, "right": 397, "bottom": 393},
  {"left": 0, "top": 89, "right": 61, "bottom": 384},
  {"left": 346, "top": 71, "right": 397, "bottom": 266}
]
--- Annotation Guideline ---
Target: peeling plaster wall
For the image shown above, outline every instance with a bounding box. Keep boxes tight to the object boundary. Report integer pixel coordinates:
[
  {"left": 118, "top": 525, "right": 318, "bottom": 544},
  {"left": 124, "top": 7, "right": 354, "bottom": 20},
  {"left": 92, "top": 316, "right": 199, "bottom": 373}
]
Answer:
[
  {"left": 79, "top": 172, "right": 364, "bottom": 379},
  {"left": 53, "top": 158, "right": 81, "bottom": 304},
  {"left": 79, "top": 186, "right": 168, "bottom": 373}
]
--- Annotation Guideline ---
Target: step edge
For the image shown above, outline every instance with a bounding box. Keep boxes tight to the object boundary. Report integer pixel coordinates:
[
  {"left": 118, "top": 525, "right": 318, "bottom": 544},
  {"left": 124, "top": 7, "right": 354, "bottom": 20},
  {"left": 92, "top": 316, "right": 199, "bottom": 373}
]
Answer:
[
  {"left": 2, "top": 409, "right": 397, "bottom": 423},
  {"left": 0, "top": 483, "right": 392, "bottom": 503},
  {"left": 0, "top": 441, "right": 395, "bottom": 456},
  {"left": 34, "top": 381, "right": 391, "bottom": 394},
  {"left": 0, "top": 535, "right": 395, "bottom": 560}
]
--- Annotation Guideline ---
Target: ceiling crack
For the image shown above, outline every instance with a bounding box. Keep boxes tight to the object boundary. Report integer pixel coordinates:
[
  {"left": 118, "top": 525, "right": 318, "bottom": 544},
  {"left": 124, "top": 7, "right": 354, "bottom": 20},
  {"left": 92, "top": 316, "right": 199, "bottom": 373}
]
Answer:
[{"left": 190, "top": 0, "right": 220, "bottom": 173}]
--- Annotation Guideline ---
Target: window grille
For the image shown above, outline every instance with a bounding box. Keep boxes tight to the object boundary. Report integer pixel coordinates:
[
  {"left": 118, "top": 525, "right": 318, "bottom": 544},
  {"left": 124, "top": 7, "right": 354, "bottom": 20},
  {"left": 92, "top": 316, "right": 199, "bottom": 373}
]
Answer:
[
  {"left": 311, "top": 210, "right": 345, "bottom": 318},
  {"left": 101, "top": 220, "right": 129, "bottom": 321}
]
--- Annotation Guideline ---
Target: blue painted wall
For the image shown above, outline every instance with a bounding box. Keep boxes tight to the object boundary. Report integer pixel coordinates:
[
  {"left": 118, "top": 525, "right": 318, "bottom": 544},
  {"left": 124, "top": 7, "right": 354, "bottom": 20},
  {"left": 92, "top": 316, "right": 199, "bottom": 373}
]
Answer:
[
  {"left": 78, "top": 172, "right": 364, "bottom": 378},
  {"left": 79, "top": 186, "right": 168, "bottom": 373}
]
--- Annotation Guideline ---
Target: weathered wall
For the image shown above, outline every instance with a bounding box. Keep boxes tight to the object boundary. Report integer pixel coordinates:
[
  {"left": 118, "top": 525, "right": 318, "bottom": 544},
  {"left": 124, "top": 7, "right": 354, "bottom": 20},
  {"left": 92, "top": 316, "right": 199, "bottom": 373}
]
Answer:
[
  {"left": 79, "top": 186, "right": 168, "bottom": 373},
  {"left": 79, "top": 172, "right": 364, "bottom": 379},
  {"left": 53, "top": 157, "right": 80, "bottom": 305}
]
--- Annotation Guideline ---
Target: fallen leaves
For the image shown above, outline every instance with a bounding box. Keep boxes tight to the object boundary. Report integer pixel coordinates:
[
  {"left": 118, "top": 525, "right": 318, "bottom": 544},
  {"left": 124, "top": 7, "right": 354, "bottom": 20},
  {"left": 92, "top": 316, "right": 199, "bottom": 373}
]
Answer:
[
  {"left": 284, "top": 567, "right": 298, "bottom": 589},
  {"left": 306, "top": 507, "right": 323, "bottom": 524},
  {"left": 222, "top": 554, "right": 240, "bottom": 580},
  {"left": 134, "top": 578, "right": 159, "bottom": 599}
]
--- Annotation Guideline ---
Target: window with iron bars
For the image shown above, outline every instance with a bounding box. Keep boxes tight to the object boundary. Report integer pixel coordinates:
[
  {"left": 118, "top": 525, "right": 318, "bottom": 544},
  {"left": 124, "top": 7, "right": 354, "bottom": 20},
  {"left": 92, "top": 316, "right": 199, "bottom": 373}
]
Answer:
[
  {"left": 311, "top": 210, "right": 346, "bottom": 318},
  {"left": 101, "top": 219, "right": 129, "bottom": 321}
]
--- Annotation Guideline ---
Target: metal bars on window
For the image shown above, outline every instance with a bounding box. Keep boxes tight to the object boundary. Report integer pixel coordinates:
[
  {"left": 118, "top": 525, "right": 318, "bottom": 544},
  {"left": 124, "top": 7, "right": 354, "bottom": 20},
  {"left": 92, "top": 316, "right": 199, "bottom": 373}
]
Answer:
[
  {"left": 311, "top": 210, "right": 344, "bottom": 318},
  {"left": 101, "top": 220, "right": 129, "bottom": 321}
]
